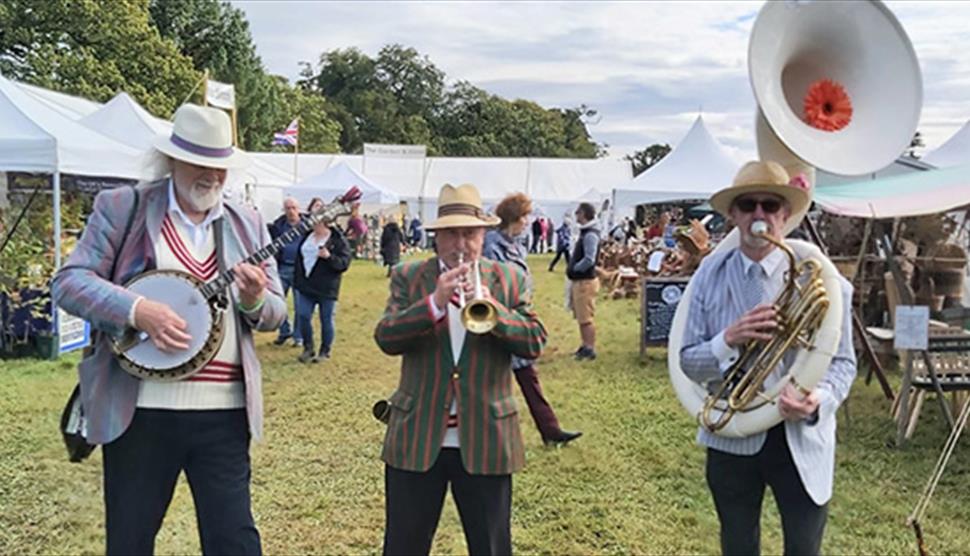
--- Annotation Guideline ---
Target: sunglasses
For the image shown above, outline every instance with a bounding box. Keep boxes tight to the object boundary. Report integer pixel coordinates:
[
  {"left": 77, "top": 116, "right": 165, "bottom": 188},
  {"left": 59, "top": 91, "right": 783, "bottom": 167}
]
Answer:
[{"left": 734, "top": 197, "right": 783, "bottom": 214}]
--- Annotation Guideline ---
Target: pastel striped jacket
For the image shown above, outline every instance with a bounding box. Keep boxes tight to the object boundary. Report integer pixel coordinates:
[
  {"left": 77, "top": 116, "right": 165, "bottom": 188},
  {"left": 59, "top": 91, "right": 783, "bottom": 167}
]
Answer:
[
  {"left": 375, "top": 257, "right": 548, "bottom": 475},
  {"left": 679, "top": 246, "right": 856, "bottom": 505},
  {"left": 51, "top": 179, "right": 286, "bottom": 445}
]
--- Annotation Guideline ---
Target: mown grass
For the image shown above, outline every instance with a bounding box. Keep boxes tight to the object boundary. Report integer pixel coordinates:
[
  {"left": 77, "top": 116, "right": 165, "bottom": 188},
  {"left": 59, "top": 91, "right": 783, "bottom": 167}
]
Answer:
[{"left": 2, "top": 253, "right": 969, "bottom": 555}]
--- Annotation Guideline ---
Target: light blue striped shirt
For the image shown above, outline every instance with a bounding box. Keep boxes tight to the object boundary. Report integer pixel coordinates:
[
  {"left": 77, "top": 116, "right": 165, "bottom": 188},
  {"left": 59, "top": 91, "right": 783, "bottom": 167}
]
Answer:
[{"left": 680, "top": 245, "right": 857, "bottom": 461}]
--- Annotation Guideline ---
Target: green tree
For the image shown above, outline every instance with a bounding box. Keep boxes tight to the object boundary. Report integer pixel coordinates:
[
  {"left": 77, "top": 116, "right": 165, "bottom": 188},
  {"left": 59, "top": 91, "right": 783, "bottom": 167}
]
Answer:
[
  {"left": 303, "top": 45, "right": 442, "bottom": 153},
  {"left": 626, "top": 143, "right": 672, "bottom": 176},
  {"left": 0, "top": 0, "right": 200, "bottom": 117},
  {"left": 149, "top": 0, "right": 282, "bottom": 150},
  {"left": 273, "top": 77, "right": 341, "bottom": 153}
]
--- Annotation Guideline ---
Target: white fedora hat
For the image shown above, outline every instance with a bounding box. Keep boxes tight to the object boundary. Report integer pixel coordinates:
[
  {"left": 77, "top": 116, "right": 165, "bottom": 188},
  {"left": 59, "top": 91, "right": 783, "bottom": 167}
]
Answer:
[{"left": 154, "top": 104, "right": 250, "bottom": 169}]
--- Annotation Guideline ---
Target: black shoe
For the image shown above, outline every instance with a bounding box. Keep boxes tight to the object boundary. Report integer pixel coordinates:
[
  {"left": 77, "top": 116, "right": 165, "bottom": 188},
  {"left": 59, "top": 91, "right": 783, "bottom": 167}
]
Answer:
[
  {"left": 574, "top": 347, "right": 597, "bottom": 361},
  {"left": 272, "top": 335, "right": 290, "bottom": 346},
  {"left": 544, "top": 430, "right": 583, "bottom": 447},
  {"left": 311, "top": 350, "right": 330, "bottom": 363},
  {"left": 298, "top": 349, "right": 314, "bottom": 363}
]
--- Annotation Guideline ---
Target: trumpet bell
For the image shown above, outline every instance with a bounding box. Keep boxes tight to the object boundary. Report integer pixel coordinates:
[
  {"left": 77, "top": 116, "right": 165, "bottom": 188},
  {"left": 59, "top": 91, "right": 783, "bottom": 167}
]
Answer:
[
  {"left": 461, "top": 299, "right": 498, "bottom": 335},
  {"left": 749, "top": 0, "right": 922, "bottom": 176}
]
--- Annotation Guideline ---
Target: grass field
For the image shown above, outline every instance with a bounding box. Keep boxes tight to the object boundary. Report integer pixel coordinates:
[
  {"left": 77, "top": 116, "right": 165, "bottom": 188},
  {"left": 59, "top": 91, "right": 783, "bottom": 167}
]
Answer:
[{"left": 2, "top": 253, "right": 969, "bottom": 555}]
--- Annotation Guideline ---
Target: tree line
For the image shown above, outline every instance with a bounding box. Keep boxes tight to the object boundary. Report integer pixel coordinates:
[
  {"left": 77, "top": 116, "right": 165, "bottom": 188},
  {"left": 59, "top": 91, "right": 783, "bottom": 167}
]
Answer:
[{"left": 0, "top": 0, "right": 604, "bottom": 158}]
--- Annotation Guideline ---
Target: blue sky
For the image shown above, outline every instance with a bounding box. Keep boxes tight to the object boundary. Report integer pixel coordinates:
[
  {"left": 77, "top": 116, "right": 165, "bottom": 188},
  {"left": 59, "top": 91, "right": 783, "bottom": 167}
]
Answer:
[{"left": 234, "top": 1, "right": 970, "bottom": 163}]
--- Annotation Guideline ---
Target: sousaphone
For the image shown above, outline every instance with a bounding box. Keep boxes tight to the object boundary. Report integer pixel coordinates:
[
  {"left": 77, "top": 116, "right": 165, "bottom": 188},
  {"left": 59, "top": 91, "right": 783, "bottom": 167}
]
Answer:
[{"left": 668, "top": 0, "right": 922, "bottom": 437}]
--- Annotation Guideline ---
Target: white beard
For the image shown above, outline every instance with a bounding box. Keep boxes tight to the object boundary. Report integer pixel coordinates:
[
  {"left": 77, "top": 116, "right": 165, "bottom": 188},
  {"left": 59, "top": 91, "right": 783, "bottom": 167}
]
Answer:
[{"left": 177, "top": 180, "right": 222, "bottom": 212}]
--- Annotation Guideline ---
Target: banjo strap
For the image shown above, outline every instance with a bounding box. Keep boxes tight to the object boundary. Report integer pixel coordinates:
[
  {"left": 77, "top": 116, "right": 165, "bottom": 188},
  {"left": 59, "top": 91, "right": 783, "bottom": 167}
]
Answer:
[
  {"left": 110, "top": 187, "right": 141, "bottom": 284},
  {"left": 212, "top": 216, "right": 229, "bottom": 305}
]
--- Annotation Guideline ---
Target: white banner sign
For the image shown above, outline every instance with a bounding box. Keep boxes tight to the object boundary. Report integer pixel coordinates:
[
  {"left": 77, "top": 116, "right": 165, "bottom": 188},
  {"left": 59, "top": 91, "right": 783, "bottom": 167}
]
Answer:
[
  {"left": 894, "top": 305, "right": 929, "bottom": 350},
  {"left": 58, "top": 308, "right": 90, "bottom": 354},
  {"left": 363, "top": 143, "right": 427, "bottom": 158},
  {"left": 206, "top": 79, "right": 236, "bottom": 110}
]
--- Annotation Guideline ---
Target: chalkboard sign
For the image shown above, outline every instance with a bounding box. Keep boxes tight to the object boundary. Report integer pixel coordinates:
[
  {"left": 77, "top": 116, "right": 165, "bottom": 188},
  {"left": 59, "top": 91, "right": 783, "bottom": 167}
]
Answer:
[{"left": 640, "top": 277, "right": 691, "bottom": 355}]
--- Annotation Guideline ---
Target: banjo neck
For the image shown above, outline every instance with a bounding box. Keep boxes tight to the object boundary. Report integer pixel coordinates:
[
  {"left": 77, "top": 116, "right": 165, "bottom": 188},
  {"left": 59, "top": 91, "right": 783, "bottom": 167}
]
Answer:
[{"left": 199, "top": 189, "right": 361, "bottom": 301}]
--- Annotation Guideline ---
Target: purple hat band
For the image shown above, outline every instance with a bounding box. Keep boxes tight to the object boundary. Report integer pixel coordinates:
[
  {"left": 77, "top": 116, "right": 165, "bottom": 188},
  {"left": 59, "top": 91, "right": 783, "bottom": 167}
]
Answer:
[{"left": 169, "top": 133, "right": 234, "bottom": 158}]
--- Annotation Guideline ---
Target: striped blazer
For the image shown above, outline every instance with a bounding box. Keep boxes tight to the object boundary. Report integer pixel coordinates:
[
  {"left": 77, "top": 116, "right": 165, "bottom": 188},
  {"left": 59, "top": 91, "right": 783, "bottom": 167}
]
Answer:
[
  {"left": 375, "top": 257, "right": 548, "bottom": 475},
  {"left": 51, "top": 179, "right": 285, "bottom": 445},
  {"left": 679, "top": 247, "right": 856, "bottom": 505}
]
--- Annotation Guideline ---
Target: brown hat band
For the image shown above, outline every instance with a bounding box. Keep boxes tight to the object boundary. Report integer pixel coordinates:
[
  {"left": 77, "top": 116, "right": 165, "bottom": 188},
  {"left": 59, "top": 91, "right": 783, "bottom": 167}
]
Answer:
[{"left": 438, "top": 203, "right": 486, "bottom": 219}]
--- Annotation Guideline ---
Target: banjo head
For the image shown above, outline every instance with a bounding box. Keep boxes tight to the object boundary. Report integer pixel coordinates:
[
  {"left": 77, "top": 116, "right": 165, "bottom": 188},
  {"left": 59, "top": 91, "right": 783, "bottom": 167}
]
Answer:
[{"left": 115, "top": 270, "right": 220, "bottom": 380}]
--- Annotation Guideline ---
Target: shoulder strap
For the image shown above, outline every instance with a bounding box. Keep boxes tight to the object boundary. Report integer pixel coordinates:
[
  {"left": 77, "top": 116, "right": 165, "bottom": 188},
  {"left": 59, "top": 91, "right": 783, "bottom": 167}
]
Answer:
[{"left": 109, "top": 186, "right": 140, "bottom": 283}]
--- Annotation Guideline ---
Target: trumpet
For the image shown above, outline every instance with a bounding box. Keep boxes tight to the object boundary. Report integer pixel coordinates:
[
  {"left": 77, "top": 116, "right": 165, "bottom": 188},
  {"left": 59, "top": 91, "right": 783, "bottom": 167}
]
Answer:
[{"left": 456, "top": 253, "right": 498, "bottom": 334}]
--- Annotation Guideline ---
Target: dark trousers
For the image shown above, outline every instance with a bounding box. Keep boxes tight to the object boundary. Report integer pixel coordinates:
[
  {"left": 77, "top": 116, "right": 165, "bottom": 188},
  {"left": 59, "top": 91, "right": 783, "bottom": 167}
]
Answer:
[
  {"left": 514, "top": 364, "right": 561, "bottom": 438},
  {"left": 383, "top": 448, "right": 512, "bottom": 556},
  {"left": 102, "top": 409, "right": 260, "bottom": 556},
  {"left": 548, "top": 246, "right": 569, "bottom": 271},
  {"left": 276, "top": 262, "right": 301, "bottom": 341},
  {"left": 706, "top": 424, "right": 828, "bottom": 556}
]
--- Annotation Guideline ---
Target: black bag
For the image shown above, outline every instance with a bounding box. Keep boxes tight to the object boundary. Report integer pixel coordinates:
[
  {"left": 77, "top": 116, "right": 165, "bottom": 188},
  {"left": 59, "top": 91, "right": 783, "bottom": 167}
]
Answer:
[
  {"left": 59, "top": 187, "right": 140, "bottom": 462},
  {"left": 60, "top": 384, "right": 95, "bottom": 462}
]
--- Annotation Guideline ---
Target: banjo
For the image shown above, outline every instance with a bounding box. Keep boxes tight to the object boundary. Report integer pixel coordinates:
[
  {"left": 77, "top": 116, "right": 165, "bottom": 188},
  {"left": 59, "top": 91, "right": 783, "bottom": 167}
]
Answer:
[{"left": 111, "top": 186, "right": 362, "bottom": 381}]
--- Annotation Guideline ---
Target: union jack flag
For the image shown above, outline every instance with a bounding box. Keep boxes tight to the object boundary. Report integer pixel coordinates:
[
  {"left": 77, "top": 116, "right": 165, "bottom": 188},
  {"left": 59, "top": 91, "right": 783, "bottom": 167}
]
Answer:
[{"left": 272, "top": 118, "right": 299, "bottom": 146}]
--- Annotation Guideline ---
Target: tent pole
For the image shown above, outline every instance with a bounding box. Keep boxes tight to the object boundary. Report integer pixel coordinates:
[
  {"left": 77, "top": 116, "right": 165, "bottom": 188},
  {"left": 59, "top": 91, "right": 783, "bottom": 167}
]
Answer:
[
  {"left": 53, "top": 171, "right": 62, "bottom": 271},
  {"left": 419, "top": 158, "right": 432, "bottom": 223},
  {"left": 293, "top": 117, "right": 300, "bottom": 183}
]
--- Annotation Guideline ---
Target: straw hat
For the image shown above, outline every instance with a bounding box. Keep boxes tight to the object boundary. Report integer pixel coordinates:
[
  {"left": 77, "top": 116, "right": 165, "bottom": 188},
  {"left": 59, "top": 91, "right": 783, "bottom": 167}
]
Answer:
[
  {"left": 154, "top": 104, "right": 249, "bottom": 169},
  {"left": 710, "top": 160, "right": 810, "bottom": 217},
  {"left": 424, "top": 184, "right": 501, "bottom": 230}
]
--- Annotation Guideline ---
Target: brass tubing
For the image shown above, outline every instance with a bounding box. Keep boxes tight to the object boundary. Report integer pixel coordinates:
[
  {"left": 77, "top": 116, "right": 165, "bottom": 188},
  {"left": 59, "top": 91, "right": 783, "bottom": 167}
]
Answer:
[{"left": 700, "top": 227, "right": 830, "bottom": 432}]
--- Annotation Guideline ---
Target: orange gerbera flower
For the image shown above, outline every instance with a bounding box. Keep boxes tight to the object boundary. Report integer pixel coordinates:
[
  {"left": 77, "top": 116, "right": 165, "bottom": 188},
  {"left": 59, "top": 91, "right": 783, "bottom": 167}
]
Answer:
[{"left": 803, "top": 79, "right": 852, "bottom": 132}]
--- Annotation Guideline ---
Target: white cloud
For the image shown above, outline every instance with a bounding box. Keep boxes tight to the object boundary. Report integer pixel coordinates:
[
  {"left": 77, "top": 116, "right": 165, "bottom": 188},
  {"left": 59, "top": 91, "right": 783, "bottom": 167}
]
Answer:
[{"left": 234, "top": 0, "right": 970, "bottom": 165}]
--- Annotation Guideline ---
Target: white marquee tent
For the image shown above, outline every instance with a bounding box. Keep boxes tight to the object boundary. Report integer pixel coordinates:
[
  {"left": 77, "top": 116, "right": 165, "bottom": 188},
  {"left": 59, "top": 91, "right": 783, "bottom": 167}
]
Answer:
[
  {"left": 0, "top": 76, "right": 166, "bottom": 181},
  {"left": 611, "top": 115, "right": 740, "bottom": 219},
  {"left": 249, "top": 152, "right": 630, "bottom": 223},
  {"left": 0, "top": 76, "right": 173, "bottom": 268},
  {"left": 923, "top": 120, "right": 970, "bottom": 168},
  {"left": 284, "top": 161, "right": 399, "bottom": 209}
]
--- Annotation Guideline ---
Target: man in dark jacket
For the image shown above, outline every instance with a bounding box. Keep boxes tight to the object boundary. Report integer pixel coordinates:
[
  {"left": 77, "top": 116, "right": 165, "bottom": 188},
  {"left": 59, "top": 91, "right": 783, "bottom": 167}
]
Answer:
[
  {"left": 268, "top": 197, "right": 305, "bottom": 346},
  {"left": 566, "top": 202, "right": 601, "bottom": 361}
]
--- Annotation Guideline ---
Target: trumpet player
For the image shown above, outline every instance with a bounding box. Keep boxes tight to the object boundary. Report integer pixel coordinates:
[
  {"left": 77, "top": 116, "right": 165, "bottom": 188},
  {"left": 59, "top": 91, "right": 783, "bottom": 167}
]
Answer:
[
  {"left": 680, "top": 162, "right": 856, "bottom": 556},
  {"left": 374, "top": 183, "right": 548, "bottom": 556}
]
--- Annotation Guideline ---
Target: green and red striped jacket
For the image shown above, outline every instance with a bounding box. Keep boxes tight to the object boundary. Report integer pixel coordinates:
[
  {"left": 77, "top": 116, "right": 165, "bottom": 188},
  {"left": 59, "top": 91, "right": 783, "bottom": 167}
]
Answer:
[{"left": 375, "top": 257, "right": 548, "bottom": 475}]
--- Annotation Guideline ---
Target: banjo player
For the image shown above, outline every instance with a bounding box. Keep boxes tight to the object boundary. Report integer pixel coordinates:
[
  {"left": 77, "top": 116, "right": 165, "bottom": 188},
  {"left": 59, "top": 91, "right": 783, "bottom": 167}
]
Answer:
[{"left": 52, "top": 104, "right": 285, "bottom": 555}]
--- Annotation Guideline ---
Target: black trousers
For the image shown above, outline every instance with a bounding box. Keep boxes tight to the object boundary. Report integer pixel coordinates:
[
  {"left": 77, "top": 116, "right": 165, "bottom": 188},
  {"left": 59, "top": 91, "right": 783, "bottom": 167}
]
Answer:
[
  {"left": 102, "top": 408, "right": 260, "bottom": 556},
  {"left": 706, "top": 424, "right": 828, "bottom": 556},
  {"left": 548, "top": 246, "right": 569, "bottom": 271},
  {"left": 383, "top": 448, "right": 512, "bottom": 556}
]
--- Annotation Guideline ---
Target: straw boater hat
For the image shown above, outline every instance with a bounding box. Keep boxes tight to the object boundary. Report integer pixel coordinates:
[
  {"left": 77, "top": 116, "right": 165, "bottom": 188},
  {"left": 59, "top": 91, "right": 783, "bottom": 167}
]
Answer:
[
  {"left": 424, "top": 184, "right": 501, "bottom": 230},
  {"left": 710, "top": 160, "right": 810, "bottom": 218},
  {"left": 154, "top": 104, "right": 250, "bottom": 169}
]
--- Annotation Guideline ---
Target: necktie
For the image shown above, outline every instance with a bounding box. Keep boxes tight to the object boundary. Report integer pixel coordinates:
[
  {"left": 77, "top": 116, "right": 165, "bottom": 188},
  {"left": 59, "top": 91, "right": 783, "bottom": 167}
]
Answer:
[{"left": 742, "top": 263, "right": 766, "bottom": 309}]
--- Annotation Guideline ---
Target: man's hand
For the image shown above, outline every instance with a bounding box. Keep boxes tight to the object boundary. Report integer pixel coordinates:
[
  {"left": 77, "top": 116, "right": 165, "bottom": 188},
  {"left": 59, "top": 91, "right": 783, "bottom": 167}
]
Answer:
[
  {"left": 318, "top": 245, "right": 331, "bottom": 259},
  {"left": 724, "top": 304, "right": 778, "bottom": 347},
  {"left": 234, "top": 262, "right": 268, "bottom": 309},
  {"left": 133, "top": 299, "right": 191, "bottom": 352},
  {"left": 778, "top": 383, "right": 820, "bottom": 421},
  {"left": 433, "top": 264, "right": 468, "bottom": 309}
]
